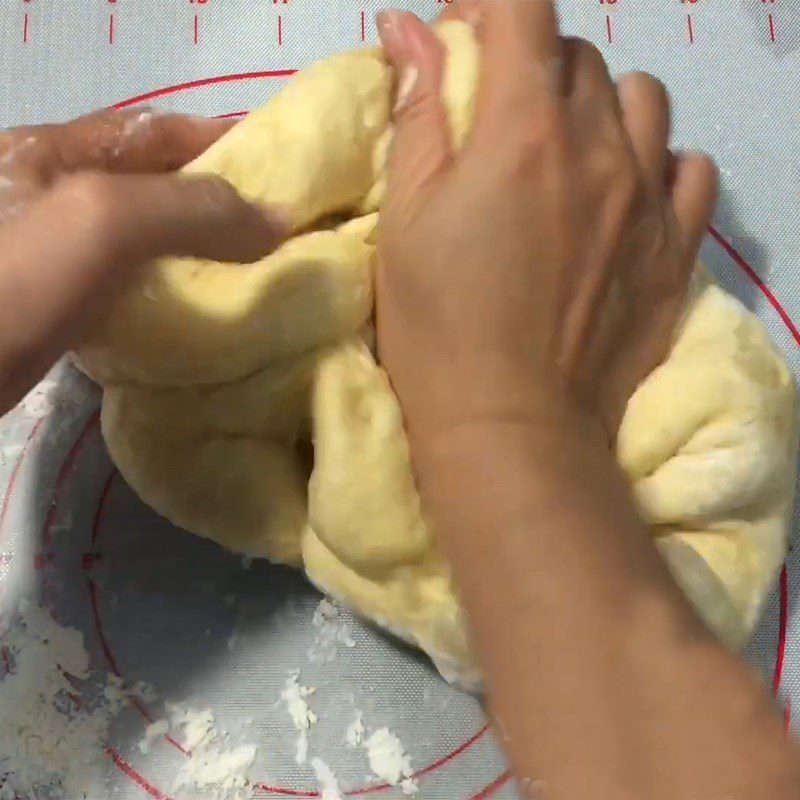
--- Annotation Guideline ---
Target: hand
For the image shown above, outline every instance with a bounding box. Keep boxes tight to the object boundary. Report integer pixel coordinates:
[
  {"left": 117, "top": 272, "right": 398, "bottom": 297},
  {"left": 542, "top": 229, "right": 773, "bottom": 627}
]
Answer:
[
  {"left": 0, "top": 108, "right": 286, "bottom": 413},
  {"left": 376, "top": 1, "right": 717, "bottom": 445}
]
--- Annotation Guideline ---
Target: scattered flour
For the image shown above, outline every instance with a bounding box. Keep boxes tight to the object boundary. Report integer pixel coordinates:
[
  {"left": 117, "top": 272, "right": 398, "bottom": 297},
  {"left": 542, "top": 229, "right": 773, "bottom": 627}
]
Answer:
[
  {"left": 311, "top": 757, "right": 344, "bottom": 800},
  {"left": 0, "top": 600, "right": 257, "bottom": 800},
  {"left": 167, "top": 702, "right": 257, "bottom": 800},
  {"left": 281, "top": 671, "right": 317, "bottom": 764},
  {"left": 19, "top": 379, "right": 57, "bottom": 418},
  {"left": 308, "top": 598, "right": 355, "bottom": 663},
  {"left": 364, "top": 728, "right": 417, "bottom": 795},
  {"left": 0, "top": 600, "right": 127, "bottom": 799}
]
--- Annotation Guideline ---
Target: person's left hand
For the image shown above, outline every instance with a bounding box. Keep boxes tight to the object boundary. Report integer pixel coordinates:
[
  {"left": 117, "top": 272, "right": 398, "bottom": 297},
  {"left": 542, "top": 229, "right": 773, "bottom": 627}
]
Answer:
[{"left": 0, "top": 108, "right": 287, "bottom": 413}]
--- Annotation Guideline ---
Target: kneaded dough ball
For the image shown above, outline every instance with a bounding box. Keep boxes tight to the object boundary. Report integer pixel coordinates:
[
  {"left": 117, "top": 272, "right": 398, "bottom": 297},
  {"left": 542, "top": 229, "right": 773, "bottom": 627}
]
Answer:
[{"left": 79, "top": 21, "right": 798, "bottom": 689}]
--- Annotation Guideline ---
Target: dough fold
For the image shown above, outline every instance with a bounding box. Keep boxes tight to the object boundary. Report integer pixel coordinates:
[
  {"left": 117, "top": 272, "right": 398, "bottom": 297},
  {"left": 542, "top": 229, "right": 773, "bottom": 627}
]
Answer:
[{"left": 80, "top": 21, "right": 798, "bottom": 689}]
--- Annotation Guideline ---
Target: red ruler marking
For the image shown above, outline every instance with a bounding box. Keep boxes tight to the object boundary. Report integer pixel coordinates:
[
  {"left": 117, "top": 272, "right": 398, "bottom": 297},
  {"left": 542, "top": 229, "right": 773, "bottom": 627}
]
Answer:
[
  {"left": 22, "top": 12, "right": 29, "bottom": 43},
  {"left": 769, "top": 12, "right": 777, "bottom": 42},
  {"left": 360, "top": 10, "right": 366, "bottom": 42},
  {"left": 686, "top": 13, "right": 694, "bottom": 44},
  {"left": 278, "top": 14, "right": 284, "bottom": 45},
  {"left": 605, "top": 14, "right": 613, "bottom": 44},
  {"left": 193, "top": 13, "right": 199, "bottom": 44},
  {"left": 109, "top": 13, "right": 115, "bottom": 44}
]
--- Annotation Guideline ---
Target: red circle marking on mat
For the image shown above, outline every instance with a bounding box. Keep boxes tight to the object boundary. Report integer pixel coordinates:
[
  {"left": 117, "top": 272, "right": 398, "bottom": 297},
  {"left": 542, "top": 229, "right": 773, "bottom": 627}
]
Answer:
[
  {"left": 110, "top": 71, "right": 297, "bottom": 111},
  {"left": 97, "top": 71, "right": 504, "bottom": 798},
  {"left": 0, "top": 74, "right": 791, "bottom": 800},
  {"left": 88, "top": 467, "right": 492, "bottom": 792},
  {"left": 81, "top": 220, "right": 798, "bottom": 793}
]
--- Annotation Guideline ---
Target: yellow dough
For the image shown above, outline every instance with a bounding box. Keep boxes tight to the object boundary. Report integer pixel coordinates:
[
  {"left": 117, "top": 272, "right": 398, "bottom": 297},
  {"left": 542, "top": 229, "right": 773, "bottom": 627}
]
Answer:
[{"left": 81, "top": 21, "right": 798, "bottom": 689}]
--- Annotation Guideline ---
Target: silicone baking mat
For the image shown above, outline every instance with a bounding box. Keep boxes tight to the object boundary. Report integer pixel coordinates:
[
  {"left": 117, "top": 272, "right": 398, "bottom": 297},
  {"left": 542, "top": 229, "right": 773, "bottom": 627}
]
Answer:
[{"left": 0, "top": 1, "right": 799, "bottom": 798}]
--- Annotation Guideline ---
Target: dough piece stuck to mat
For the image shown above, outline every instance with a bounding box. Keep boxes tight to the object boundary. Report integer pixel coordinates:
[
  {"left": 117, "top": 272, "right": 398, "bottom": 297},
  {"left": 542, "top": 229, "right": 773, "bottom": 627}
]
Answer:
[{"left": 79, "top": 21, "right": 798, "bottom": 690}]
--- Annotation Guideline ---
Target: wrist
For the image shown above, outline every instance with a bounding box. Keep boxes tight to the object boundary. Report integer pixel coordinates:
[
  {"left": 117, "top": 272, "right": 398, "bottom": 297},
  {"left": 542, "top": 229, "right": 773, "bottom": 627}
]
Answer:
[{"left": 404, "top": 373, "right": 609, "bottom": 471}]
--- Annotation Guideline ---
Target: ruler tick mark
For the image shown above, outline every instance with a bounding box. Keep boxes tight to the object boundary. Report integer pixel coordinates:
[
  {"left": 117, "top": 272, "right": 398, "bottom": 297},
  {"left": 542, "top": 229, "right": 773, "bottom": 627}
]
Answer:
[
  {"left": 686, "top": 13, "right": 694, "bottom": 44},
  {"left": 605, "top": 14, "right": 612, "bottom": 44},
  {"left": 108, "top": 13, "right": 115, "bottom": 44},
  {"left": 768, "top": 12, "right": 776, "bottom": 42},
  {"left": 22, "top": 12, "right": 29, "bottom": 43},
  {"left": 278, "top": 14, "right": 283, "bottom": 46},
  {"left": 193, "top": 13, "right": 199, "bottom": 45},
  {"left": 360, "top": 10, "right": 366, "bottom": 42}
]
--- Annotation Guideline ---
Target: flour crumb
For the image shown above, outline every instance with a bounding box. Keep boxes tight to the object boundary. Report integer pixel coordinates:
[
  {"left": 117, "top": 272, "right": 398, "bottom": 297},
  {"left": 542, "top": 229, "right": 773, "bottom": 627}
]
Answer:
[
  {"left": 364, "top": 728, "right": 416, "bottom": 794},
  {"left": 138, "top": 718, "right": 169, "bottom": 755},
  {"left": 308, "top": 598, "right": 355, "bottom": 663},
  {"left": 167, "top": 702, "right": 257, "bottom": 800},
  {"left": 130, "top": 680, "right": 157, "bottom": 704},
  {"left": 345, "top": 710, "right": 365, "bottom": 748},
  {"left": 281, "top": 671, "right": 317, "bottom": 764},
  {"left": 312, "top": 757, "right": 344, "bottom": 800}
]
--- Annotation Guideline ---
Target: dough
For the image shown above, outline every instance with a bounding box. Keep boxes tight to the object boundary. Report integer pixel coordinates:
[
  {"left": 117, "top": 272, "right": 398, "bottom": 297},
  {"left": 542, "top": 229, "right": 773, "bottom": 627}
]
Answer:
[{"left": 79, "top": 21, "right": 798, "bottom": 689}]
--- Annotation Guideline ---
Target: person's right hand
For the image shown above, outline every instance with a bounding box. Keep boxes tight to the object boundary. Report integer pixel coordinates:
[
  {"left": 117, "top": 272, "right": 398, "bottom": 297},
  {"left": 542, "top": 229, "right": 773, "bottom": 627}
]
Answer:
[{"left": 376, "top": 1, "right": 717, "bottom": 447}]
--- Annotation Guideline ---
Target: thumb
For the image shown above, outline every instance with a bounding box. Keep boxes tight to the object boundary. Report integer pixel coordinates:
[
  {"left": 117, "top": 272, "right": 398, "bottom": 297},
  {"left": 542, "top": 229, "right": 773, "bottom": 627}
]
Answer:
[{"left": 377, "top": 10, "right": 453, "bottom": 202}]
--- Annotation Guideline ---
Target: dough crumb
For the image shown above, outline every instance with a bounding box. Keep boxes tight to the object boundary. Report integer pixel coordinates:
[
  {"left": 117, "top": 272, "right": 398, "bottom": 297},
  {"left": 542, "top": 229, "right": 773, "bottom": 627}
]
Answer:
[
  {"left": 167, "top": 702, "right": 257, "bottom": 800},
  {"left": 345, "top": 710, "right": 365, "bottom": 748},
  {"left": 309, "top": 598, "right": 355, "bottom": 663},
  {"left": 312, "top": 757, "right": 344, "bottom": 800},
  {"left": 364, "top": 727, "right": 416, "bottom": 793},
  {"left": 281, "top": 671, "right": 317, "bottom": 764},
  {"left": 138, "top": 718, "right": 169, "bottom": 755}
]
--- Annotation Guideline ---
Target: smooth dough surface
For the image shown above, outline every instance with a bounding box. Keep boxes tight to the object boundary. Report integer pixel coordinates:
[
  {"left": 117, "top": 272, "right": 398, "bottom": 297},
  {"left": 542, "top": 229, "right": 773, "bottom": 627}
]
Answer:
[{"left": 80, "top": 21, "right": 799, "bottom": 689}]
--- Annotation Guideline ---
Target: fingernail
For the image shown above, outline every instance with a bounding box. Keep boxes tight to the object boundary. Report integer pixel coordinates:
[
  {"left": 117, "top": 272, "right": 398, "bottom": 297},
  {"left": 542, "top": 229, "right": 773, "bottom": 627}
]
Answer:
[{"left": 377, "top": 10, "right": 410, "bottom": 62}]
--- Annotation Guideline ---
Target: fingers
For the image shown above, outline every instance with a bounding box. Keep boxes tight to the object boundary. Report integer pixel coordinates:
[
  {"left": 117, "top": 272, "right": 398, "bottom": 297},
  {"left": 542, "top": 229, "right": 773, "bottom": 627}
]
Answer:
[
  {"left": 0, "top": 170, "right": 287, "bottom": 337},
  {"left": 670, "top": 152, "right": 718, "bottom": 255},
  {"left": 616, "top": 73, "right": 671, "bottom": 189},
  {"left": 0, "top": 171, "right": 287, "bottom": 408},
  {"left": 476, "top": 0, "right": 561, "bottom": 127},
  {"left": 45, "top": 171, "right": 288, "bottom": 266},
  {"left": 2, "top": 109, "right": 234, "bottom": 180},
  {"left": 377, "top": 10, "right": 453, "bottom": 204}
]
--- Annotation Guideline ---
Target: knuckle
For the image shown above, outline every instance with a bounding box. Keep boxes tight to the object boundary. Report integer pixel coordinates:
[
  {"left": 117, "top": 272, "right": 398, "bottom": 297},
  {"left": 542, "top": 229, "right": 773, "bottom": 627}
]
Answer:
[
  {"left": 55, "top": 172, "right": 124, "bottom": 252},
  {"left": 395, "top": 88, "right": 436, "bottom": 130},
  {"left": 510, "top": 106, "right": 566, "bottom": 154},
  {"left": 59, "top": 171, "right": 118, "bottom": 218},
  {"left": 588, "top": 143, "right": 631, "bottom": 183},
  {"left": 0, "top": 128, "right": 51, "bottom": 176},
  {"left": 587, "top": 146, "right": 640, "bottom": 220}
]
